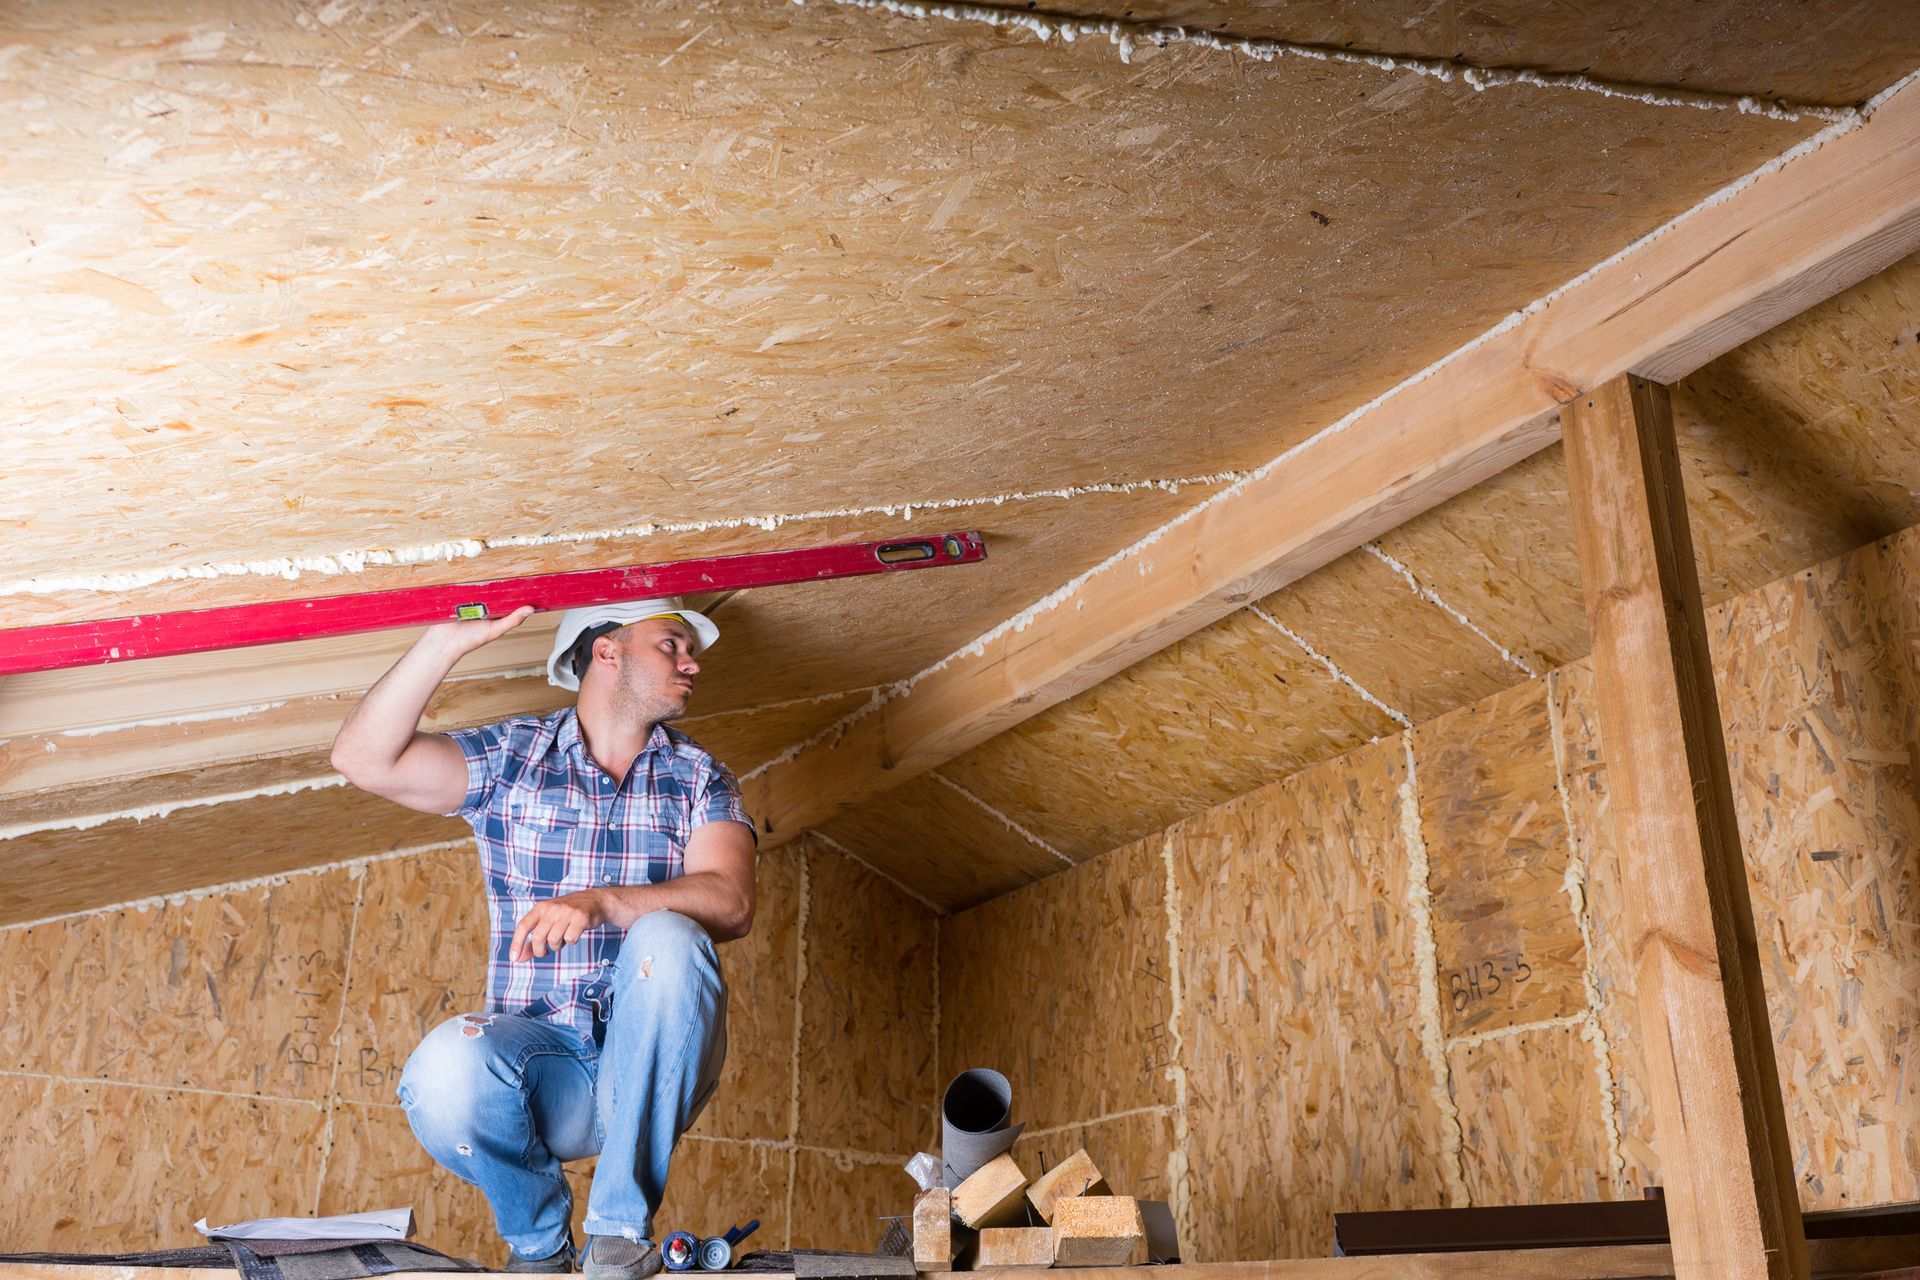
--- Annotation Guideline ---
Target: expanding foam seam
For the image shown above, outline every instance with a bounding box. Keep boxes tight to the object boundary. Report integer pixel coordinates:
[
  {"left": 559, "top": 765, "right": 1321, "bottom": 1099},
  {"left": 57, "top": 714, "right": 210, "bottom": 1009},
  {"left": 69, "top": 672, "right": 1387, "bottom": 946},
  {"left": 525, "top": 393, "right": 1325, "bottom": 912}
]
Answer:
[
  {"left": 805, "top": 830, "right": 947, "bottom": 915},
  {"left": 0, "top": 773, "right": 350, "bottom": 842},
  {"left": 1361, "top": 544, "right": 1538, "bottom": 678},
  {"left": 1545, "top": 670, "right": 1631, "bottom": 1193},
  {"left": 310, "top": 867, "right": 371, "bottom": 1214},
  {"left": 927, "top": 771, "right": 1075, "bottom": 865},
  {"left": 681, "top": 1133, "right": 918, "bottom": 1165},
  {"left": 36, "top": 679, "right": 882, "bottom": 747},
  {"left": 1158, "top": 834, "right": 1196, "bottom": 1256},
  {"left": 1442, "top": 1011, "right": 1590, "bottom": 1052},
  {"left": 794, "top": 0, "right": 1849, "bottom": 122},
  {"left": 1397, "top": 735, "right": 1471, "bottom": 1206},
  {"left": 0, "top": 837, "right": 473, "bottom": 934},
  {"left": 1021, "top": 1104, "right": 1176, "bottom": 1141},
  {"left": 2, "top": 473, "right": 1247, "bottom": 598},
  {"left": 1245, "top": 603, "right": 1411, "bottom": 728},
  {"left": 783, "top": 846, "right": 812, "bottom": 1248},
  {"left": 731, "top": 85, "right": 1914, "bottom": 795},
  {"left": 0, "top": 1066, "right": 326, "bottom": 1110}
]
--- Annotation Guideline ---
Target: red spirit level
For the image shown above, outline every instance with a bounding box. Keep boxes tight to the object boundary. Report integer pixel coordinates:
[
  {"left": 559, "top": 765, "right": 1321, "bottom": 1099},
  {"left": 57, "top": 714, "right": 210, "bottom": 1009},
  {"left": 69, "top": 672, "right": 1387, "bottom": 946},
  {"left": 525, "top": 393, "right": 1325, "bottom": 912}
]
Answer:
[{"left": 0, "top": 531, "right": 987, "bottom": 676}]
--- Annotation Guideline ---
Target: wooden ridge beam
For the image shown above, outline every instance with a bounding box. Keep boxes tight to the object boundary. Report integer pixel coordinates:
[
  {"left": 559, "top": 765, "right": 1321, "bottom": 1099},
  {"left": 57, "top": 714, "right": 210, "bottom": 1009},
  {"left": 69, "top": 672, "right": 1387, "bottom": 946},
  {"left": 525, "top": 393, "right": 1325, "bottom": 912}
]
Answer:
[{"left": 741, "top": 77, "right": 1920, "bottom": 847}]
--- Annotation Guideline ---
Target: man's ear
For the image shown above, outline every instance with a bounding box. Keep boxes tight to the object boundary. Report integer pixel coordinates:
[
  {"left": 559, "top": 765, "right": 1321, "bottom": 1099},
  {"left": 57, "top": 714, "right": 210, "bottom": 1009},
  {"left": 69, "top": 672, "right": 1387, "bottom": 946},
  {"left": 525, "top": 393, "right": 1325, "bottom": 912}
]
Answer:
[{"left": 592, "top": 631, "right": 623, "bottom": 671}]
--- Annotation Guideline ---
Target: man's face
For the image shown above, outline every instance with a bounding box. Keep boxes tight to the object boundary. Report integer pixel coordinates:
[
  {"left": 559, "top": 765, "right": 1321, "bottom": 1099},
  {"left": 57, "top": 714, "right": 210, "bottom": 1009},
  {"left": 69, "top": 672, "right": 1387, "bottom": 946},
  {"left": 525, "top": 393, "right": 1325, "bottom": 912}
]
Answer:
[{"left": 606, "top": 617, "right": 701, "bottom": 725}]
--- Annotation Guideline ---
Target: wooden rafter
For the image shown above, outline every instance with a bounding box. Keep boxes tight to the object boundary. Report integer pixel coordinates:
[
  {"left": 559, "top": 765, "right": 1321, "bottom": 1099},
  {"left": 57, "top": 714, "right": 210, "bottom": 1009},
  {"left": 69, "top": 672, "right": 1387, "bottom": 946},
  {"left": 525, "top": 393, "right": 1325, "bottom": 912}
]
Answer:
[{"left": 742, "top": 77, "right": 1920, "bottom": 846}]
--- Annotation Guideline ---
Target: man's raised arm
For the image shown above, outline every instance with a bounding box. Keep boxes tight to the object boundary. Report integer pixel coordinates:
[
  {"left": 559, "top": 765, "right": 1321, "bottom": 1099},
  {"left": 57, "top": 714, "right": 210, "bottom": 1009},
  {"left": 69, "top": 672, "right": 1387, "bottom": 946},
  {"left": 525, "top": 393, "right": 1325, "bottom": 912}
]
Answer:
[{"left": 330, "top": 606, "right": 535, "bottom": 815}]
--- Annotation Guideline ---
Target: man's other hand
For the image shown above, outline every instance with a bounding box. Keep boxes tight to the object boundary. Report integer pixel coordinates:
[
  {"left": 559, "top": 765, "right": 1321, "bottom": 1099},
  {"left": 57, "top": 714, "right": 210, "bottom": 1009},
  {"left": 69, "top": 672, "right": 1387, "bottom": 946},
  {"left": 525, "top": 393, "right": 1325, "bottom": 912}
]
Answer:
[{"left": 510, "top": 889, "right": 609, "bottom": 962}]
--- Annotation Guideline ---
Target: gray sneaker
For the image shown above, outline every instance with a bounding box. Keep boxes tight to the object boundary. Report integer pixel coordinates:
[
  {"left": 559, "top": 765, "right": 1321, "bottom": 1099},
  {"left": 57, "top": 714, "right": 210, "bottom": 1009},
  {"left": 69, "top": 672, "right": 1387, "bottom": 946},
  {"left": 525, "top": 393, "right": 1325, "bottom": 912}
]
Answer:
[
  {"left": 506, "top": 1240, "right": 576, "bottom": 1273},
  {"left": 582, "top": 1236, "right": 662, "bottom": 1280}
]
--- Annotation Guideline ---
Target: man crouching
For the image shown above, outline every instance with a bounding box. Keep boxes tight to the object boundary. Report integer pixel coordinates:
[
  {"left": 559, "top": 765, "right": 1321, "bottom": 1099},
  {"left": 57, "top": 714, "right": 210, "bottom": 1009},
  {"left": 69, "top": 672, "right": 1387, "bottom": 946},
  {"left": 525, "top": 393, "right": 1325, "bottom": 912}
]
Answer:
[{"left": 331, "top": 597, "right": 756, "bottom": 1278}]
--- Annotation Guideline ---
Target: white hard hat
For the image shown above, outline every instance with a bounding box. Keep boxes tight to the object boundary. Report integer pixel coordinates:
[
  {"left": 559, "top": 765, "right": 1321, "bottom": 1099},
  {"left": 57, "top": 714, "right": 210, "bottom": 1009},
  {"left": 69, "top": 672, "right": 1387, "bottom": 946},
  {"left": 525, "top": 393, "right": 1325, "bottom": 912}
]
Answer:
[{"left": 545, "top": 597, "right": 719, "bottom": 691}]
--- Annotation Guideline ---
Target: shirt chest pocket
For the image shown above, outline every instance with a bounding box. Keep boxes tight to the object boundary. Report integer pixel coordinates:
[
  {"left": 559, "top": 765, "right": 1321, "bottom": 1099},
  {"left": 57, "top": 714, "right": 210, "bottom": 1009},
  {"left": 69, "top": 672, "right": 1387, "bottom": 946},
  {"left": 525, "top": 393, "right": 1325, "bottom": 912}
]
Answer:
[{"left": 505, "top": 800, "right": 587, "bottom": 884}]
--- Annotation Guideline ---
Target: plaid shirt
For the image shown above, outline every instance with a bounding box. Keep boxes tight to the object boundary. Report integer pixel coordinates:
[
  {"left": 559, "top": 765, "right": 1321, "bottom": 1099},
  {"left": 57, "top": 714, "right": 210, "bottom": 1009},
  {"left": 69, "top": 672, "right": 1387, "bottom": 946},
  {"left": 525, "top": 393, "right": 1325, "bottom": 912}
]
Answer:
[{"left": 446, "top": 707, "right": 753, "bottom": 1035}]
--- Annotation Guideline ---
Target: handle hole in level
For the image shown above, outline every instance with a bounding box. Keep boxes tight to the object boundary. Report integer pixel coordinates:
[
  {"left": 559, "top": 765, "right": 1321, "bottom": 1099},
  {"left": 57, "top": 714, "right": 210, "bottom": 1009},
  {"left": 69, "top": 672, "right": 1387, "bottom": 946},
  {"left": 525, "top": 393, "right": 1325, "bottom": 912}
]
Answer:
[{"left": 876, "top": 540, "right": 937, "bottom": 565}]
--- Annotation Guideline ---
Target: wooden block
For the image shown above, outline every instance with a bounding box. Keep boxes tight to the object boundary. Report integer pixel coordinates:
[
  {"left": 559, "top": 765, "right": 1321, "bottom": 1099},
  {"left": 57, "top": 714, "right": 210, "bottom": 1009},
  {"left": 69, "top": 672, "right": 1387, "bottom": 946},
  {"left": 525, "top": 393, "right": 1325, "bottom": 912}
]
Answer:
[
  {"left": 1026, "top": 1149, "right": 1109, "bottom": 1225},
  {"left": 1051, "top": 1197, "right": 1145, "bottom": 1268},
  {"left": 912, "top": 1188, "right": 952, "bottom": 1274},
  {"left": 973, "top": 1228, "right": 1053, "bottom": 1269},
  {"left": 953, "top": 1152, "right": 1030, "bottom": 1230}
]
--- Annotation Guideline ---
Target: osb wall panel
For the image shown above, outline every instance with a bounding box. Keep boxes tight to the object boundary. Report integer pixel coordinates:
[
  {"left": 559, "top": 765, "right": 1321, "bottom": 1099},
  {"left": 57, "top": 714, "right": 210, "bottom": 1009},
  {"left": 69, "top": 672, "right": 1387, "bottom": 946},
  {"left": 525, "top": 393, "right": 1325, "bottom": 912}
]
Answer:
[
  {"left": 317, "top": 1101, "right": 500, "bottom": 1265},
  {"left": 0, "top": 869, "right": 357, "bottom": 1099},
  {"left": 1549, "top": 662, "right": 1660, "bottom": 1195},
  {"left": 938, "top": 836, "right": 1172, "bottom": 1132},
  {"left": 796, "top": 837, "right": 940, "bottom": 1157},
  {"left": 940, "top": 609, "right": 1398, "bottom": 861},
  {"left": 690, "top": 843, "right": 803, "bottom": 1145},
  {"left": 334, "top": 846, "right": 490, "bottom": 1108},
  {"left": 817, "top": 772, "right": 1068, "bottom": 913},
  {"left": 0, "top": 1076, "right": 327, "bottom": 1250},
  {"left": 926, "top": 520, "right": 1920, "bottom": 1255},
  {"left": 1567, "top": 528, "right": 1920, "bottom": 1211},
  {"left": 790, "top": 1150, "right": 909, "bottom": 1254},
  {"left": 1412, "top": 680, "right": 1585, "bottom": 1038},
  {"left": 1174, "top": 737, "right": 1449, "bottom": 1260},
  {"left": 1447, "top": 1024, "right": 1613, "bottom": 1207},
  {"left": 4, "top": 821, "right": 940, "bottom": 1255}
]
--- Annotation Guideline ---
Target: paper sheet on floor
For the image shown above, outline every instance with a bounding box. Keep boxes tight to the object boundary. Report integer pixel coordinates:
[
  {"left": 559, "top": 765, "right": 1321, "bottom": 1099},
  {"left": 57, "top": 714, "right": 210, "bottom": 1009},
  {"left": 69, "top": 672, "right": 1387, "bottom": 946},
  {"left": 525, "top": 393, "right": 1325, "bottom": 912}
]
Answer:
[{"left": 195, "top": 1208, "right": 414, "bottom": 1241}]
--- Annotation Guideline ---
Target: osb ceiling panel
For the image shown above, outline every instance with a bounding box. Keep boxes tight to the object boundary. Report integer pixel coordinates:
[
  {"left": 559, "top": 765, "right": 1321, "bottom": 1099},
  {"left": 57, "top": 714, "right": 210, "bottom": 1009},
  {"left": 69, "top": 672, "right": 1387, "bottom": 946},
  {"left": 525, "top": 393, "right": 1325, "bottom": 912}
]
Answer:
[
  {"left": 1023, "top": 0, "right": 1920, "bottom": 108},
  {"left": 827, "top": 251, "right": 1920, "bottom": 894},
  {"left": 2, "top": 0, "right": 1812, "bottom": 600}
]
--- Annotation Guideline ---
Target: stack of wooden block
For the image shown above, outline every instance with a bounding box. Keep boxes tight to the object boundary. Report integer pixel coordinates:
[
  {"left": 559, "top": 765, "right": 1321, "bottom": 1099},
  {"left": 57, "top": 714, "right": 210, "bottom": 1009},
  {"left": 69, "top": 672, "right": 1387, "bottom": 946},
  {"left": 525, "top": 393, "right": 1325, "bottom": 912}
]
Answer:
[{"left": 913, "top": 1148, "right": 1170, "bottom": 1271}]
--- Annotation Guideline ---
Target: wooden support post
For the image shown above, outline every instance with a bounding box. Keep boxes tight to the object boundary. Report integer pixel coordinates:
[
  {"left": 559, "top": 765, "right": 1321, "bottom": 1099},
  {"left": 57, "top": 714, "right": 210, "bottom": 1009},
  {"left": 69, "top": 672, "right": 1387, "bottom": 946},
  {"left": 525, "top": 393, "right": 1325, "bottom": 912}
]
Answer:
[{"left": 1561, "top": 375, "right": 1807, "bottom": 1280}]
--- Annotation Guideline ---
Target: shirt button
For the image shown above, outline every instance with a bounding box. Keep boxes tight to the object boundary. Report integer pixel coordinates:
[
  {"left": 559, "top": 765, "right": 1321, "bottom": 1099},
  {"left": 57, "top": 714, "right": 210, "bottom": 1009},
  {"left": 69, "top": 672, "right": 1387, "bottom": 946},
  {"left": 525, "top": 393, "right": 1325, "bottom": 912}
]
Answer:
[{"left": 602, "top": 874, "right": 614, "bottom": 884}]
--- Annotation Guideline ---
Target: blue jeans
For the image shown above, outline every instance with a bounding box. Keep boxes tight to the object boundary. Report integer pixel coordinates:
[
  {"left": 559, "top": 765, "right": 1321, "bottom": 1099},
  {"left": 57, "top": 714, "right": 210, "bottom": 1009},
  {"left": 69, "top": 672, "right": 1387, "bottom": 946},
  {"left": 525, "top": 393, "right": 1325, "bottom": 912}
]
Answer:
[{"left": 396, "top": 910, "right": 728, "bottom": 1261}]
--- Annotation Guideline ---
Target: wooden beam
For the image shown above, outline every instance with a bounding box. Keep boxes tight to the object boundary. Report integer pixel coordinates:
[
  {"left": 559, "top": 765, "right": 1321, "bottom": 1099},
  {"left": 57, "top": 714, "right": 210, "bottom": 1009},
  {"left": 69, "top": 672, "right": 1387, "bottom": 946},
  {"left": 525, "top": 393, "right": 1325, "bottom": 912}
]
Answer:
[
  {"left": 742, "top": 79, "right": 1920, "bottom": 845},
  {"left": 1561, "top": 376, "right": 1805, "bottom": 1280}
]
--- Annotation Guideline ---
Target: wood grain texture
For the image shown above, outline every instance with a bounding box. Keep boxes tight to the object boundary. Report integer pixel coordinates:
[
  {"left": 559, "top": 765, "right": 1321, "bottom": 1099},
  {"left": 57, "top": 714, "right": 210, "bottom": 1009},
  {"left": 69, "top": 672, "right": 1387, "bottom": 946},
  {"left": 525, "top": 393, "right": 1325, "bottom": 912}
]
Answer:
[
  {"left": 938, "top": 835, "right": 1173, "bottom": 1132},
  {"left": 0, "top": 1076, "right": 326, "bottom": 1253},
  {"left": 747, "top": 80, "right": 1920, "bottom": 856},
  {"left": 1012, "top": 1111, "right": 1177, "bottom": 1218},
  {"left": 1567, "top": 524, "right": 1920, "bottom": 1211},
  {"left": 2, "top": 0, "right": 1807, "bottom": 608},
  {"left": 1173, "top": 737, "right": 1450, "bottom": 1260},
  {"left": 1447, "top": 1022, "right": 1613, "bottom": 1208},
  {"left": 796, "top": 837, "right": 940, "bottom": 1156},
  {"left": 659, "top": 1138, "right": 794, "bottom": 1252},
  {"left": 0, "top": 867, "right": 357, "bottom": 1099},
  {"left": 1549, "top": 660, "right": 1662, "bottom": 1198},
  {"left": 333, "top": 845, "right": 491, "bottom": 1108},
  {"left": 1412, "top": 680, "right": 1585, "bottom": 1038},
  {"left": 792, "top": 1149, "right": 910, "bottom": 1253},
  {"left": 1563, "top": 375, "right": 1805, "bottom": 1280},
  {"left": 936, "top": 608, "right": 1399, "bottom": 862},
  {"left": 1255, "top": 548, "right": 1524, "bottom": 724},
  {"left": 687, "top": 842, "right": 803, "bottom": 1144},
  {"left": 0, "top": 783, "right": 462, "bottom": 925},
  {"left": 1003, "top": 0, "right": 1920, "bottom": 108},
  {"left": 317, "top": 1101, "right": 500, "bottom": 1266},
  {"left": 815, "top": 771, "right": 1069, "bottom": 914}
]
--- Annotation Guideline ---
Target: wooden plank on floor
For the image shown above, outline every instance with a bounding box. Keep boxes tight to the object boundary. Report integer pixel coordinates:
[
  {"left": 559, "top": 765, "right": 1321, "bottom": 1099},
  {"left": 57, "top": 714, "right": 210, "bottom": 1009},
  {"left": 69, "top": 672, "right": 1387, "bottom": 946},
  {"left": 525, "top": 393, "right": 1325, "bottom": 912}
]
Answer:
[{"left": 1561, "top": 375, "right": 1806, "bottom": 1280}]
